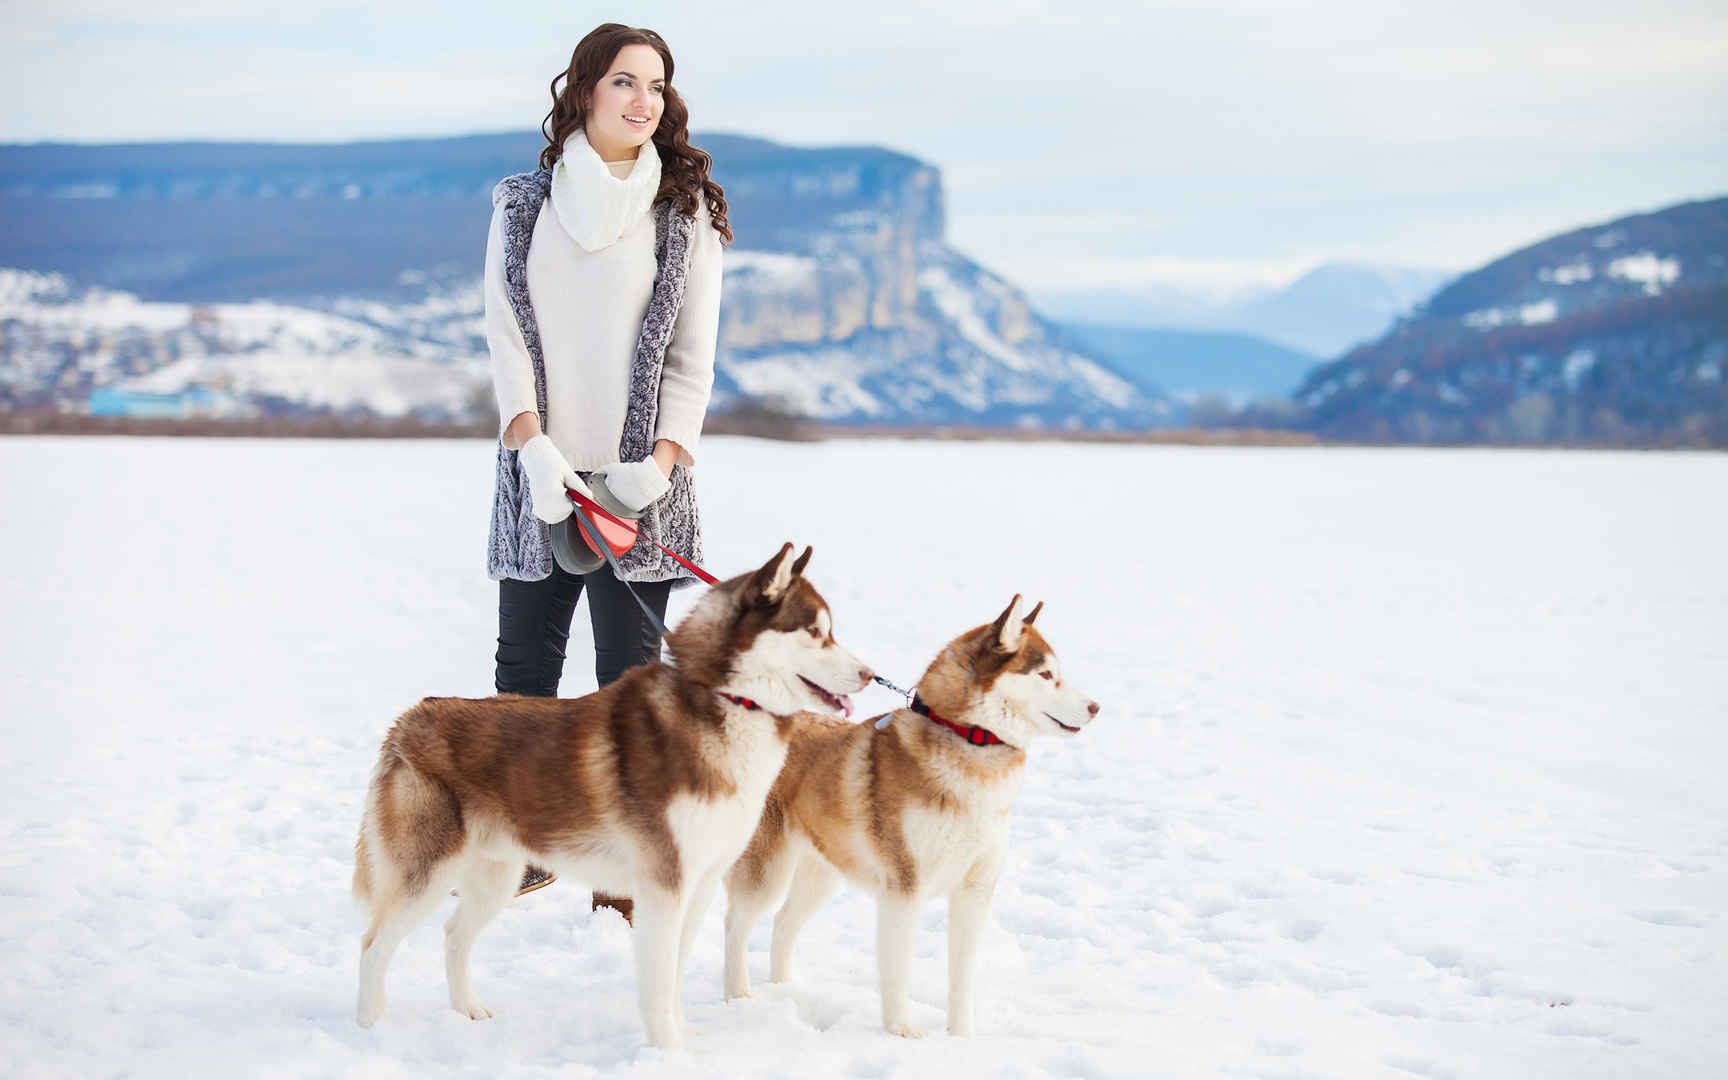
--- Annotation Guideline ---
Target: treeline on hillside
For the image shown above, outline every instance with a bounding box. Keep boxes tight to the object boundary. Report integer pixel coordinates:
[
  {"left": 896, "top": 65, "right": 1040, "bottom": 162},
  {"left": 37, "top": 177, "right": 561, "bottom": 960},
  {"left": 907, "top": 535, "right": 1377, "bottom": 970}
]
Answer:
[{"left": 1199, "top": 285, "right": 1728, "bottom": 448}]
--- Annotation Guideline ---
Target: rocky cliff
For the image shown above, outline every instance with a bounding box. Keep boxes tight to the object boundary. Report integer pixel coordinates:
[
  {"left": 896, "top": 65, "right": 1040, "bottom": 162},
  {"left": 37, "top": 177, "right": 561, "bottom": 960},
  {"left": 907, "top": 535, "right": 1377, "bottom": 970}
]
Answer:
[{"left": 0, "top": 133, "right": 1164, "bottom": 429}]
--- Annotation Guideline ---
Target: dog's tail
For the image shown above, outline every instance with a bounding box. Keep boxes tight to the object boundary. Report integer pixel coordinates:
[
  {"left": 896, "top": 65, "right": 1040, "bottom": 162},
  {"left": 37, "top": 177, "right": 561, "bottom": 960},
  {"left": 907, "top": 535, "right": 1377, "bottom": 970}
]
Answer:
[
  {"left": 352, "top": 753, "right": 390, "bottom": 910},
  {"left": 352, "top": 826, "right": 374, "bottom": 907},
  {"left": 352, "top": 721, "right": 465, "bottom": 918},
  {"left": 352, "top": 737, "right": 410, "bottom": 911}
]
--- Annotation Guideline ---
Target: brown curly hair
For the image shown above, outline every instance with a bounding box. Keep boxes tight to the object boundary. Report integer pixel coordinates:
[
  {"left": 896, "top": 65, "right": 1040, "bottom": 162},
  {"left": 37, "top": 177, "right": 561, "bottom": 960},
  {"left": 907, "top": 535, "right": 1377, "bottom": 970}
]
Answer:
[{"left": 539, "top": 24, "right": 733, "bottom": 245}]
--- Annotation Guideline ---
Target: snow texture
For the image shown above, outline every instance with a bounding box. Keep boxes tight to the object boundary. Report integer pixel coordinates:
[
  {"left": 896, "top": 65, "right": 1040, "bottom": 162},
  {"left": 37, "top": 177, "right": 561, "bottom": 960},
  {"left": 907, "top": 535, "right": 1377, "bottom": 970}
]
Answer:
[
  {"left": 2, "top": 436, "right": 1725, "bottom": 1078},
  {"left": 1463, "top": 300, "right": 1558, "bottom": 331},
  {"left": 1605, "top": 253, "right": 1681, "bottom": 293}
]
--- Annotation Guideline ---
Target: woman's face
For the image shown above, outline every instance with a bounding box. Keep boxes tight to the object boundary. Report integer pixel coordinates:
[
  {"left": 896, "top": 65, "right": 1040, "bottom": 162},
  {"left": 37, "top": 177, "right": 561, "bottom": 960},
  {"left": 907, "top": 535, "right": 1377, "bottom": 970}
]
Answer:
[{"left": 584, "top": 43, "right": 666, "bottom": 157}]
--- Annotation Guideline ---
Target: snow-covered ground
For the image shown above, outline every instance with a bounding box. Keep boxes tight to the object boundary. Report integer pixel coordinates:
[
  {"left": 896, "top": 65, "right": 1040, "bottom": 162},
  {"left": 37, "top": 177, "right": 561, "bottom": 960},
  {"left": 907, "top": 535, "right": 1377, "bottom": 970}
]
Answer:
[{"left": 2, "top": 436, "right": 1723, "bottom": 1078}]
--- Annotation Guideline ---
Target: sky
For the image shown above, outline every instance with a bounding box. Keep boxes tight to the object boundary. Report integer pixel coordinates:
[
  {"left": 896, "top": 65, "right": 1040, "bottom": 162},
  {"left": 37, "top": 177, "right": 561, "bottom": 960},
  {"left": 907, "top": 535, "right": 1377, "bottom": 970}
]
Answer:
[{"left": 3, "top": 0, "right": 1726, "bottom": 299}]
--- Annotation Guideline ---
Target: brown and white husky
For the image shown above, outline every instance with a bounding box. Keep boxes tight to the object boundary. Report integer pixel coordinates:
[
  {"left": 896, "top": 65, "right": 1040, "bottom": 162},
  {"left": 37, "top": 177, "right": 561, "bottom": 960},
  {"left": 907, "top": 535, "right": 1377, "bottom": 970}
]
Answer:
[
  {"left": 351, "top": 544, "right": 873, "bottom": 1049},
  {"left": 722, "top": 595, "right": 1099, "bottom": 1037}
]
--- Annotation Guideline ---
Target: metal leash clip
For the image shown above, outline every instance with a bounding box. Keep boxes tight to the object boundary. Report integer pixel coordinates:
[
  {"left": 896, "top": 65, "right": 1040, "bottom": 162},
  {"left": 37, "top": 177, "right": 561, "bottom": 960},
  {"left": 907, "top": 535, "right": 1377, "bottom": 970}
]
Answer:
[
  {"left": 871, "top": 673, "right": 914, "bottom": 702},
  {"left": 870, "top": 673, "right": 914, "bottom": 730}
]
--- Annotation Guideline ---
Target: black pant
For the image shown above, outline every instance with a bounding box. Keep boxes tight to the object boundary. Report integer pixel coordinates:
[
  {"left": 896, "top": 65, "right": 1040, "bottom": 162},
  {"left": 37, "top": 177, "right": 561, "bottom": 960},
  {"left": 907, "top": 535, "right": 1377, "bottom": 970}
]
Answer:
[{"left": 494, "top": 564, "right": 672, "bottom": 696}]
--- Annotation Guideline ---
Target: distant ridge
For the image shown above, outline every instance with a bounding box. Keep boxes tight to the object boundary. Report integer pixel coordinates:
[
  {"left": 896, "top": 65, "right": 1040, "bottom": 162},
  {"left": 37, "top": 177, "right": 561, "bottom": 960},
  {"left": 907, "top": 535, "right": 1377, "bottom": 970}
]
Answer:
[
  {"left": 1292, "top": 195, "right": 1728, "bottom": 445},
  {"left": 1034, "top": 262, "right": 1457, "bottom": 359},
  {"left": 1056, "top": 323, "right": 1316, "bottom": 405},
  {"left": 0, "top": 132, "right": 1165, "bottom": 430}
]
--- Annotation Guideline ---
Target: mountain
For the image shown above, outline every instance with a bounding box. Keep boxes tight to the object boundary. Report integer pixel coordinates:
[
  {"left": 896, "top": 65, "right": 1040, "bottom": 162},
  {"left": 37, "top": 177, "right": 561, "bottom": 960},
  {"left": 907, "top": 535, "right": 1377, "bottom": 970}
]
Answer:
[
  {"left": 1293, "top": 195, "right": 1728, "bottom": 445},
  {"left": 1212, "top": 264, "right": 1458, "bottom": 357},
  {"left": 0, "top": 268, "right": 490, "bottom": 420},
  {"left": 1033, "top": 263, "right": 1457, "bottom": 359},
  {"left": 0, "top": 134, "right": 1164, "bottom": 430},
  {"left": 1054, "top": 323, "right": 1317, "bottom": 406},
  {"left": 719, "top": 245, "right": 1155, "bottom": 426}
]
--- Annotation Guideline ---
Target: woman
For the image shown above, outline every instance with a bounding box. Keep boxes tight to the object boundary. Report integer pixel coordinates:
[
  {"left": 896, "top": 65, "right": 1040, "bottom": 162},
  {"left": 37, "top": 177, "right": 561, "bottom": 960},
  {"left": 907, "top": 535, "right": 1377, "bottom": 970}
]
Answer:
[{"left": 483, "top": 23, "right": 732, "bottom": 914}]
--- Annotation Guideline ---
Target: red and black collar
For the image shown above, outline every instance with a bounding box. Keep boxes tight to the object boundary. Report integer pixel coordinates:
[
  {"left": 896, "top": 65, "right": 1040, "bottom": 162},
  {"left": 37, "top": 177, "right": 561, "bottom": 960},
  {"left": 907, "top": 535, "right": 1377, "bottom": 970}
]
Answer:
[
  {"left": 714, "top": 690, "right": 762, "bottom": 711},
  {"left": 911, "top": 695, "right": 1003, "bottom": 747}
]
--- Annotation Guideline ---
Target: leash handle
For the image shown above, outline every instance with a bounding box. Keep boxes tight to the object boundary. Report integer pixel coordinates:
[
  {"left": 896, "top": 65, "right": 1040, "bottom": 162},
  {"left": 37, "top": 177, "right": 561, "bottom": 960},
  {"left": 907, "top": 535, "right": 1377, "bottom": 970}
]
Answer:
[
  {"left": 566, "top": 485, "right": 720, "bottom": 586},
  {"left": 569, "top": 501, "right": 674, "bottom": 642}
]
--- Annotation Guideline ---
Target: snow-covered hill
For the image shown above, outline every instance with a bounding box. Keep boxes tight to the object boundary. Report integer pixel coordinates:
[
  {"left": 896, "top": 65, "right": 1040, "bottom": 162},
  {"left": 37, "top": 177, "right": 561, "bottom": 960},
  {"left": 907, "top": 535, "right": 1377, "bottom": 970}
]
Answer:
[
  {"left": 0, "top": 256, "right": 1162, "bottom": 429},
  {"left": 716, "top": 247, "right": 1154, "bottom": 426},
  {"left": 1295, "top": 196, "right": 1728, "bottom": 444},
  {"left": 0, "top": 268, "right": 488, "bottom": 418}
]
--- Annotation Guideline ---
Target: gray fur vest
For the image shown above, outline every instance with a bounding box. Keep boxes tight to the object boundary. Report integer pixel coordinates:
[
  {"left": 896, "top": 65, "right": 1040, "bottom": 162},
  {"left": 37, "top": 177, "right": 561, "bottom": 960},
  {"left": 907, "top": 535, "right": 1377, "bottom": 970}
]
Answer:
[{"left": 485, "top": 167, "right": 706, "bottom": 586}]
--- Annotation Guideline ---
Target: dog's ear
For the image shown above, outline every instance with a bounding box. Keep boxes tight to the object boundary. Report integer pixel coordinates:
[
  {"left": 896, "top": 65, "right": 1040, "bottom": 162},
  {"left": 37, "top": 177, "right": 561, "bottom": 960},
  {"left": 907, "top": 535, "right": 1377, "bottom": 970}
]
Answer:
[
  {"left": 1023, "top": 600, "right": 1044, "bottom": 627},
  {"left": 790, "top": 545, "right": 813, "bottom": 578},
  {"left": 989, "top": 594, "right": 1026, "bottom": 653},
  {"left": 744, "top": 543, "right": 797, "bottom": 608}
]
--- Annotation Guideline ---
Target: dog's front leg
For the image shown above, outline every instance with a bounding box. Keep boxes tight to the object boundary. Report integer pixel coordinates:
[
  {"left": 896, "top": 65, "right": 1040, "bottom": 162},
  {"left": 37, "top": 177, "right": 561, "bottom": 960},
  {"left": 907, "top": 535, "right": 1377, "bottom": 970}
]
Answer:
[
  {"left": 876, "top": 893, "right": 924, "bottom": 1037},
  {"left": 946, "top": 868, "right": 998, "bottom": 1037},
  {"left": 631, "top": 884, "right": 688, "bottom": 1049},
  {"left": 673, "top": 868, "right": 721, "bottom": 1034}
]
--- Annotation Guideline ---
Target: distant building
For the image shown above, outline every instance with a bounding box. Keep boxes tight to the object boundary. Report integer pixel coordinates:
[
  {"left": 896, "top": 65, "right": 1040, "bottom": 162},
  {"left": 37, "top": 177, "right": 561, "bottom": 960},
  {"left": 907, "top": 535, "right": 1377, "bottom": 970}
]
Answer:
[{"left": 88, "top": 385, "right": 246, "bottom": 419}]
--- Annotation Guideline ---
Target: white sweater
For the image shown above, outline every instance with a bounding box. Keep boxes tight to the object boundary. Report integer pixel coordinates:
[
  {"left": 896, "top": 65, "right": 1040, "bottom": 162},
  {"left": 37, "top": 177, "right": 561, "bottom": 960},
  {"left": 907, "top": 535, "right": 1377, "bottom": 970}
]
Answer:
[{"left": 485, "top": 137, "right": 724, "bottom": 469}]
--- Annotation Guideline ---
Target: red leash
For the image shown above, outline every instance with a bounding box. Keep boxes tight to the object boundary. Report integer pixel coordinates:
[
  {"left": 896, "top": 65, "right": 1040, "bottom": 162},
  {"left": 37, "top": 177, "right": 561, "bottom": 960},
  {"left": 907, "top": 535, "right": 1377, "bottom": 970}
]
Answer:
[
  {"left": 565, "top": 486, "right": 719, "bottom": 586},
  {"left": 568, "top": 488, "right": 920, "bottom": 712}
]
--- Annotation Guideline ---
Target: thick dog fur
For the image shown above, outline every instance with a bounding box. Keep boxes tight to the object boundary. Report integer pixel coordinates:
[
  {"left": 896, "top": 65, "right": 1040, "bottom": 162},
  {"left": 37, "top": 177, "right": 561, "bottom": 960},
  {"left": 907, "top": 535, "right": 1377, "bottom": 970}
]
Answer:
[
  {"left": 722, "top": 595, "right": 1099, "bottom": 1037},
  {"left": 351, "top": 543, "right": 872, "bottom": 1048}
]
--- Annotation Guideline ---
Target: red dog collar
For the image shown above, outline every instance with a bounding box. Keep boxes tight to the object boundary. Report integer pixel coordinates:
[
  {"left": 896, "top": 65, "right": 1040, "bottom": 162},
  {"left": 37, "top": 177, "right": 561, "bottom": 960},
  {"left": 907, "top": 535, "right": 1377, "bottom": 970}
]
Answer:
[
  {"left": 715, "top": 691, "right": 761, "bottom": 711},
  {"left": 911, "top": 696, "right": 1003, "bottom": 747}
]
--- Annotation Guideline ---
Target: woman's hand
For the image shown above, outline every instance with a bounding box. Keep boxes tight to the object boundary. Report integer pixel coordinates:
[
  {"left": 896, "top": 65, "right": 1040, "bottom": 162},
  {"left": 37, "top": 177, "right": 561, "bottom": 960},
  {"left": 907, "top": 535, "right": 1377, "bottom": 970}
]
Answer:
[
  {"left": 519, "top": 434, "right": 592, "bottom": 524},
  {"left": 592, "top": 459, "right": 671, "bottom": 513},
  {"left": 593, "top": 440, "right": 685, "bottom": 513}
]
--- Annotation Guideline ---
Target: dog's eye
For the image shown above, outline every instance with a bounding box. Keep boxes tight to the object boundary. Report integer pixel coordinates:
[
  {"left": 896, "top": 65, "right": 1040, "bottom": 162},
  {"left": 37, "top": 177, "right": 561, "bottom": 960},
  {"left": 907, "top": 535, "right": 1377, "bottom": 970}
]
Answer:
[
  {"left": 808, "top": 626, "right": 822, "bottom": 638},
  {"left": 1039, "top": 671, "right": 1054, "bottom": 681}
]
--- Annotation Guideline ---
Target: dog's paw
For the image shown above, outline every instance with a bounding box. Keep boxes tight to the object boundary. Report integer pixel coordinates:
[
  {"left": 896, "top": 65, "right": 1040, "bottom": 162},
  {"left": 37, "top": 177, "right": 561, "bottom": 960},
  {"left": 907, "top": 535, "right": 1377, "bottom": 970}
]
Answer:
[
  {"left": 885, "top": 1021, "right": 927, "bottom": 1039},
  {"left": 452, "top": 997, "right": 494, "bottom": 1021},
  {"left": 645, "top": 1029, "right": 685, "bottom": 1050},
  {"left": 356, "top": 997, "right": 387, "bottom": 1028}
]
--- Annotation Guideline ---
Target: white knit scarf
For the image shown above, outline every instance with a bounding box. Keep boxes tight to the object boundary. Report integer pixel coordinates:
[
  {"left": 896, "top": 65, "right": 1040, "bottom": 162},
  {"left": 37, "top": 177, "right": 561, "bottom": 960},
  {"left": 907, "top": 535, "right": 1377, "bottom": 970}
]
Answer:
[{"left": 548, "top": 127, "right": 663, "bottom": 253}]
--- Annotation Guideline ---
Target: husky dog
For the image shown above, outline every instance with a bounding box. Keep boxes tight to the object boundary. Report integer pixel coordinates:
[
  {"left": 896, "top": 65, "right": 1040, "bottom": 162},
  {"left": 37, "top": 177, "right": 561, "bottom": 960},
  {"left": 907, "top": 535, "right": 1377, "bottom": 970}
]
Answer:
[
  {"left": 722, "top": 595, "right": 1098, "bottom": 1037},
  {"left": 351, "top": 544, "right": 873, "bottom": 1049}
]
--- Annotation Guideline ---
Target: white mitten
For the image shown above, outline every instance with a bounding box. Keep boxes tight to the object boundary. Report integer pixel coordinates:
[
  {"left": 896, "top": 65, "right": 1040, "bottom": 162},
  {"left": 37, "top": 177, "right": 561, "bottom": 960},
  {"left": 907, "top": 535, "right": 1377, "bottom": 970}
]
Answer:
[
  {"left": 519, "top": 434, "right": 593, "bottom": 525},
  {"left": 592, "top": 459, "right": 671, "bottom": 513}
]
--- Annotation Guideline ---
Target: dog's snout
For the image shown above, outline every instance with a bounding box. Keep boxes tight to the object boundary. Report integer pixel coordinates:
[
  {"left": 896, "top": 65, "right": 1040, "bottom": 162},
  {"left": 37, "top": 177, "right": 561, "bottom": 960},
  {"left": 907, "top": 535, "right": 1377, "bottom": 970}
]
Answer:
[
  {"left": 1087, "top": 701, "right": 1100, "bottom": 717},
  {"left": 858, "top": 666, "right": 875, "bottom": 685}
]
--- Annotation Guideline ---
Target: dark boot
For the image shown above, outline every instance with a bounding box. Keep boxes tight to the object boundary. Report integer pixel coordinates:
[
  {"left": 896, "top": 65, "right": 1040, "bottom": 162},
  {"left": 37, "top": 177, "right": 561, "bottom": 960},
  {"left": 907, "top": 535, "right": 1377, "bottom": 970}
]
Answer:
[
  {"left": 592, "top": 891, "right": 634, "bottom": 925},
  {"left": 516, "top": 865, "right": 556, "bottom": 896}
]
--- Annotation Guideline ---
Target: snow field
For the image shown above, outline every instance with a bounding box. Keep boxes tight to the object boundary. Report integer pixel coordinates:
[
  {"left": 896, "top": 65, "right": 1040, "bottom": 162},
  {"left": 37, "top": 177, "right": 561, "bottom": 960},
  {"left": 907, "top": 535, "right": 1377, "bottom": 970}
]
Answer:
[{"left": 1, "top": 436, "right": 1724, "bottom": 1078}]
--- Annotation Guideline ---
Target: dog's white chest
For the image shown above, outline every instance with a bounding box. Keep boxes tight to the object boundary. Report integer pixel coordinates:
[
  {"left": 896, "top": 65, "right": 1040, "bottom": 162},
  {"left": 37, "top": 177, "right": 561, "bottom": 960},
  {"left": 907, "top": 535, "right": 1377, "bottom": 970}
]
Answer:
[
  {"left": 727, "top": 716, "right": 789, "bottom": 803},
  {"left": 902, "top": 800, "right": 1011, "bottom": 895},
  {"left": 667, "top": 720, "right": 787, "bottom": 875}
]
